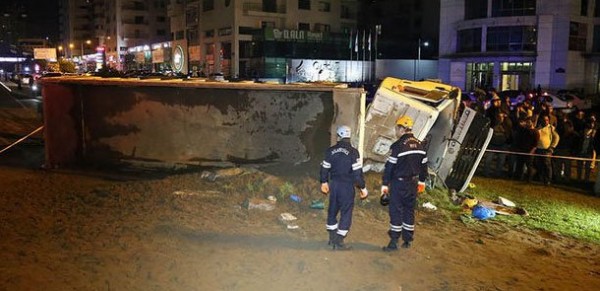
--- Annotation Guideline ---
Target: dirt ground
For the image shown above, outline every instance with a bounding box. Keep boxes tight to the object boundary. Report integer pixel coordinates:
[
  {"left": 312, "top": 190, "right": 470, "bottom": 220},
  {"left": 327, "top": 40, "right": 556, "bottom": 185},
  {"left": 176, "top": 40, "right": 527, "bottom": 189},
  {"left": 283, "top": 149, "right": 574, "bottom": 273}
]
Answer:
[
  {"left": 1, "top": 161, "right": 599, "bottom": 291},
  {"left": 1, "top": 90, "right": 599, "bottom": 290}
]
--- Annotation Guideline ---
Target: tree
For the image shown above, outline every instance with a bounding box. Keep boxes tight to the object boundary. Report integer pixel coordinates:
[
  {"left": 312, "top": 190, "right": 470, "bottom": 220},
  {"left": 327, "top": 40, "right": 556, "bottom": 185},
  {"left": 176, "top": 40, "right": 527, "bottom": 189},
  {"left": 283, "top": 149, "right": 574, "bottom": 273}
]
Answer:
[{"left": 59, "top": 59, "right": 76, "bottom": 73}]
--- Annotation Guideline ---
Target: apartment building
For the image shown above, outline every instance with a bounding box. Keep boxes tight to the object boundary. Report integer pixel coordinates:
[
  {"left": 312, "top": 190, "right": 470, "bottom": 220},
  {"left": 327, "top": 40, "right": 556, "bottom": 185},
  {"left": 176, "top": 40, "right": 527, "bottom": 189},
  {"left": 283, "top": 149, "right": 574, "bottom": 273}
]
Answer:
[
  {"left": 439, "top": 0, "right": 600, "bottom": 95},
  {"left": 166, "top": 0, "right": 358, "bottom": 78},
  {"left": 59, "top": 0, "right": 169, "bottom": 68},
  {"left": 102, "top": 0, "right": 170, "bottom": 68}
]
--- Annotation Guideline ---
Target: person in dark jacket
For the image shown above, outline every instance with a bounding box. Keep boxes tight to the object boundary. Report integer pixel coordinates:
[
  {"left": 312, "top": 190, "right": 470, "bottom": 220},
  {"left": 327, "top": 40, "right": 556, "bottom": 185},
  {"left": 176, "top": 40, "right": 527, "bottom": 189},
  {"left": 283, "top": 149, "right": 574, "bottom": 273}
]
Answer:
[
  {"left": 380, "top": 115, "right": 428, "bottom": 251},
  {"left": 513, "top": 117, "right": 540, "bottom": 181},
  {"left": 552, "top": 120, "right": 580, "bottom": 183},
  {"left": 575, "top": 123, "right": 597, "bottom": 182},
  {"left": 483, "top": 112, "right": 510, "bottom": 177},
  {"left": 320, "top": 125, "right": 368, "bottom": 250}
]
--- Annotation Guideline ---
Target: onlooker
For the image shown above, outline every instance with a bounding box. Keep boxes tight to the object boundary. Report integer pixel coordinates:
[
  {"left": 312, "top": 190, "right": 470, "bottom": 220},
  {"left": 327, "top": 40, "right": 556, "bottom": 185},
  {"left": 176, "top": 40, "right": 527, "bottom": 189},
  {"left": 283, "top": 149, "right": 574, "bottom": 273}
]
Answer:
[
  {"left": 572, "top": 110, "right": 586, "bottom": 134},
  {"left": 535, "top": 115, "right": 560, "bottom": 185},
  {"left": 513, "top": 118, "right": 539, "bottom": 181},
  {"left": 552, "top": 120, "right": 579, "bottom": 183},
  {"left": 484, "top": 112, "right": 510, "bottom": 177},
  {"left": 576, "top": 123, "right": 596, "bottom": 182}
]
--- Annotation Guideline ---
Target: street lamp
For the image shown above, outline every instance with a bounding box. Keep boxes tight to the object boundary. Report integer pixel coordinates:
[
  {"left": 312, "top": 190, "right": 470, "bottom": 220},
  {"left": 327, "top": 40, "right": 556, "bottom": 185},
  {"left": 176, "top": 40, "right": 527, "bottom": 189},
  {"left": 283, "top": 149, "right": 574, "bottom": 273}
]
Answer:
[
  {"left": 69, "top": 43, "right": 74, "bottom": 58},
  {"left": 415, "top": 38, "right": 429, "bottom": 81},
  {"left": 81, "top": 39, "right": 91, "bottom": 57}
]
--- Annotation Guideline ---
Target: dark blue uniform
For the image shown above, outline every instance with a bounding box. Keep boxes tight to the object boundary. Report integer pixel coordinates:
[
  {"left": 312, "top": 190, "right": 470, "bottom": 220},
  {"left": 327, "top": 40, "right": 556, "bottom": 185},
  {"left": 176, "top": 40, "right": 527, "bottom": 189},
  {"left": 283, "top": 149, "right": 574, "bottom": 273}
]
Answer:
[
  {"left": 383, "top": 133, "right": 428, "bottom": 243},
  {"left": 320, "top": 140, "right": 365, "bottom": 238}
]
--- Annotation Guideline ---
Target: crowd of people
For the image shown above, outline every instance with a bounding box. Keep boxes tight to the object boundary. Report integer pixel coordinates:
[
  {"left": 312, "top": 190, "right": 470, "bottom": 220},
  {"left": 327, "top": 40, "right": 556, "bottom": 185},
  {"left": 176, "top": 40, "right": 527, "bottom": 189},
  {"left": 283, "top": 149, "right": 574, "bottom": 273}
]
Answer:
[{"left": 463, "top": 88, "right": 599, "bottom": 186}]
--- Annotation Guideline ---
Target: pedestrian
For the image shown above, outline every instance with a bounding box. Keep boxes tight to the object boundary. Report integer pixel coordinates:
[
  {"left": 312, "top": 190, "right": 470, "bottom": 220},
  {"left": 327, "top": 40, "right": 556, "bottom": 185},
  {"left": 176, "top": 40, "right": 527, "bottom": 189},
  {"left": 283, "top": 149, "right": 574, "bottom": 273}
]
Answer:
[
  {"left": 513, "top": 117, "right": 539, "bottom": 181},
  {"left": 575, "top": 123, "right": 596, "bottom": 182},
  {"left": 380, "top": 115, "right": 428, "bottom": 251},
  {"left": 535, "top": 115, "right": 560, "bottom": 185},
  {"left": 483, "top": 112, "right": 510, "bottom": 177},
  {"left": 319, "top": 125, "right": 368, "bottom": 250},
  {"left": 552, "top": 120, "right": 579, "bottom": 183}
]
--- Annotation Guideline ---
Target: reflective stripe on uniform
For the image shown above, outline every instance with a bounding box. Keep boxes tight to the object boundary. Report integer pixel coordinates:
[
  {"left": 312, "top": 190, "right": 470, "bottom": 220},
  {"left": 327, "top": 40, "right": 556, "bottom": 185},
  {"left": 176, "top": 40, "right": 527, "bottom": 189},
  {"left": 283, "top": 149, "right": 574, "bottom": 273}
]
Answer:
[
  {"left": 389, "top": 224, "right": 402, "bottom": 232},
  {"left": 397, "top": 150, "right": 426, "bottom": 157},
  {"left": 387, "top": 156, "right": 398, "bottom": 164},
  {"left": 336, "top": 229, "right": 349, "bottom": 236},
  {"left": 321, "top": 161, "right": 331, "bottom": 168},
  {"left": 352, "top": 160, "right": 362, "bottom": 171},
  {"left": 422, "top": 157, "right": 428, "bottom": 164},
  {"left": 402, "top": 223, "right": 414, "bottom": 231},
  {"left": 326, "top": 223, "right": 338, "bottom": 230}
]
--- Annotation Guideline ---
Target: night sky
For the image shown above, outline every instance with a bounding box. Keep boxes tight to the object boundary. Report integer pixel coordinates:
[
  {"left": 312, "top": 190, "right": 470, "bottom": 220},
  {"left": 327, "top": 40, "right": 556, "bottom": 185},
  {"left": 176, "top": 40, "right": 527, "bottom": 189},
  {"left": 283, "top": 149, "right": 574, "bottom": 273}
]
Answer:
[{"left": 1, "top": 0, "right": 59, "bottom": 41}]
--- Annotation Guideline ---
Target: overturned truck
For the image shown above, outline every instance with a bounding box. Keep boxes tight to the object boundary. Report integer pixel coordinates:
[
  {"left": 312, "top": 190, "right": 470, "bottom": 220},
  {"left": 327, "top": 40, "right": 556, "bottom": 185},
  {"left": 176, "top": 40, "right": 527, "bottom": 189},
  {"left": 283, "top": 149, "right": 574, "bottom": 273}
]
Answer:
[
  {"left": 362, "top": 78, "right": 492, "bottom": 192},
  {"left": 41, "top": 76, "right": 490, "bottom": 192}
]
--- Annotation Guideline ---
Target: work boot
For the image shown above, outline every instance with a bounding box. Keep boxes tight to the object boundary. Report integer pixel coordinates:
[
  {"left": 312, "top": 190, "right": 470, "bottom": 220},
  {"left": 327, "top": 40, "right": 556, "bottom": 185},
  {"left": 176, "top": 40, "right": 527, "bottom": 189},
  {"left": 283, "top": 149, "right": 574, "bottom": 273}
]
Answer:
[
  {"left": 327, "top": 230, "right": 336, "bottom": 246},
  {"left": 332, "top": 234, "right": 352, "bottom": 251},
  {"left": 401, "top": 241, "right": 412, "bottom": 249},
  {"left": 382, "top": 238, "right": 398, "bottom": 252}
]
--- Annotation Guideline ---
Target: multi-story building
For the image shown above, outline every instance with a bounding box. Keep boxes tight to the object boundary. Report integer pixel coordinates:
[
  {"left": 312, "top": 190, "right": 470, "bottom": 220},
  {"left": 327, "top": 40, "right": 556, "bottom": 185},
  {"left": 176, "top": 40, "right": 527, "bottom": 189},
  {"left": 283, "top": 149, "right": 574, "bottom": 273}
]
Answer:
[
  {"left": 58, "top": 0, "right": 97, "bottom": 57},
  {"left": 59, "top": 0, "right": 169, "bottom": 69},
  {"left": 102, "top": 0, "right": 170, "bottom": 68},
  {"left": 359, "top": 0, "right": 439, "bottom": 60},
  {"left": 166, "top": 0, "right": 358, "bottom": 79},
  {"left": 439, "top": 0, "right": 600, "bottom": 95}
]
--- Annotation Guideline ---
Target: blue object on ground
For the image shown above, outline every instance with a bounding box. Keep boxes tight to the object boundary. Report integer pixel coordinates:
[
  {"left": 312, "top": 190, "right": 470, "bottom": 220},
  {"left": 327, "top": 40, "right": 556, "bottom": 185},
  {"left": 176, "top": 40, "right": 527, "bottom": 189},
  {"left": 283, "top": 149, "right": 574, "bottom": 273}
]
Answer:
[
  {"left": 472, "top": 205, "right": 496, "bottom": 220},
  {"left": 290, "top": 194, "right": 302, "bottom": 203}
]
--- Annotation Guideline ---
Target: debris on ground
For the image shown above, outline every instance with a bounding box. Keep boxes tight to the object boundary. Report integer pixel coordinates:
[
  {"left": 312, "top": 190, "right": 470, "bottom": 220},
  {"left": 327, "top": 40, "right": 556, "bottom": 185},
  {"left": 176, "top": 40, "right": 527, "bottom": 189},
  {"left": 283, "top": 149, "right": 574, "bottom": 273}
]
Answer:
[
  {"left": 471, "top": 204, "right": 496, "bottom": 220},
  {"left": 278, "top": 212, "right": 299, "bottom": 229},
  {"left": 244, "top": 198, "right": 276, "bottom": 211},
  {"left": 497, "top": 196, "right": 516, "bottom": 207},
  {"left": 290, "top": 194, "right": 302, "bottom": 203},
  {"left": 422, "top": 202, "right": 437, "bottom": 211},
  {"left": 310, "top": 199, "right": 325, "bottom": 209}
]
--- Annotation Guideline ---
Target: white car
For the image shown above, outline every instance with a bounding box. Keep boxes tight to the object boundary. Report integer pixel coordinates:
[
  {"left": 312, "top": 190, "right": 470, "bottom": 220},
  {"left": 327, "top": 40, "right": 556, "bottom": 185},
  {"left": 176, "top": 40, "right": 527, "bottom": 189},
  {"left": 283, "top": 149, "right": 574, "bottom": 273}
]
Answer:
[{"left": 544, "top": 92, "right": 592, "bottom": 112}]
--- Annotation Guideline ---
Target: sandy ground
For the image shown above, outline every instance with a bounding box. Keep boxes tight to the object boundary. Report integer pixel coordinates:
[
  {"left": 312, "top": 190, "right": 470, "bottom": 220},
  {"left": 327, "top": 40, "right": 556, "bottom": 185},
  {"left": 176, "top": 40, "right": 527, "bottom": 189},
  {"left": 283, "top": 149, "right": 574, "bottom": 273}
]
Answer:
[{"left": 0, "top": 163, "right": 599, "bottom": 291}]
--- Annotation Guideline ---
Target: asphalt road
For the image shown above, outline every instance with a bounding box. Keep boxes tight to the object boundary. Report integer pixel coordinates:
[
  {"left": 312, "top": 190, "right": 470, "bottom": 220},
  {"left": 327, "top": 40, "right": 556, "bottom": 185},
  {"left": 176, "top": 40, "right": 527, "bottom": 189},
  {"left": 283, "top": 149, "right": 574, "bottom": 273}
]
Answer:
[{"left": 0, "top": 80, "right": 44, "bottom": 168}]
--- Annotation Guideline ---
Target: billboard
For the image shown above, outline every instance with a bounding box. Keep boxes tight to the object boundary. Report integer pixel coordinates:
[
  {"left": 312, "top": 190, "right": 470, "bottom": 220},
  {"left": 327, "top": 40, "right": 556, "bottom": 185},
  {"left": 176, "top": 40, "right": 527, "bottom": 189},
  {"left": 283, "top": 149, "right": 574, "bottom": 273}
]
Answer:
[{"left": 34, "top": 48, "right": 57, "bottom": 61}]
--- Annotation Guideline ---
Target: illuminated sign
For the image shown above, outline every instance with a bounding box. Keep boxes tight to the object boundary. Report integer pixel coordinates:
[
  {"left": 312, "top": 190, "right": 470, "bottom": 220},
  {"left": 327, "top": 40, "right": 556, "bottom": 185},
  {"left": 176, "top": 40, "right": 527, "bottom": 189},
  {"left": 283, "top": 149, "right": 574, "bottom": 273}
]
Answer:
[
  {"left": 266, "top": 29, "right": 324, "bottom": 42},
  {"left": 173, "top": 45, "right": 184, "bottom": 72}
]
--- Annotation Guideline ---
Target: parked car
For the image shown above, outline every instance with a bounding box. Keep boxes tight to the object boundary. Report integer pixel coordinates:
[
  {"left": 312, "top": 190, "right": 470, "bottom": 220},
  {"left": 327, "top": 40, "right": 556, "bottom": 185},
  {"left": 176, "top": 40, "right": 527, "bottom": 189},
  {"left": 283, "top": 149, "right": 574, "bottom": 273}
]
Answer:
[
  {"left": 544, "top": 92, "right": 591, "bottom": 113},
  {"left": 557, "top": 92, "right": 592, "bottom": 110}
]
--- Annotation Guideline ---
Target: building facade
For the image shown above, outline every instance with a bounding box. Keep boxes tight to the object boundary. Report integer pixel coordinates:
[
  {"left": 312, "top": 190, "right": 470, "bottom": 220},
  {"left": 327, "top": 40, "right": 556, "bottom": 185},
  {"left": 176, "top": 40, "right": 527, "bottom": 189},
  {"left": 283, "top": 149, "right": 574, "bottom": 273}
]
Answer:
[
  {"left": 166, "top": 0, "right": 358, "bottom": 78},
  {"left": 59, "top": 0, "right": 169, "bottom": 69},
  {"left": 439, "top": 0, "right": 600, "bottom": 95}
]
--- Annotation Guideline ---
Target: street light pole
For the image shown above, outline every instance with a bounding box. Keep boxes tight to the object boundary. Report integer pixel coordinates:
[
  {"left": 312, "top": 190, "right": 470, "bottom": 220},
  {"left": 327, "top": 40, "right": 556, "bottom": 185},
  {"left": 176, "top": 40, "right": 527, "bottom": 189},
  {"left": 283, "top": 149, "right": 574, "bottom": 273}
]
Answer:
[{"left": 415, "top": 38, "right": 429, "bottom": 81}]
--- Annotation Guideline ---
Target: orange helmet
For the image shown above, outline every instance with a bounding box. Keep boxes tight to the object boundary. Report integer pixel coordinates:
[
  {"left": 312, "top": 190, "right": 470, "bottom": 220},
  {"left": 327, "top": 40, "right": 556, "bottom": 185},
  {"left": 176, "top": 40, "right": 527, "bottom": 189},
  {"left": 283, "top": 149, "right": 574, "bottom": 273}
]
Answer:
[{"left": 396, "top": 115, "right": 414, "bottom": 129}]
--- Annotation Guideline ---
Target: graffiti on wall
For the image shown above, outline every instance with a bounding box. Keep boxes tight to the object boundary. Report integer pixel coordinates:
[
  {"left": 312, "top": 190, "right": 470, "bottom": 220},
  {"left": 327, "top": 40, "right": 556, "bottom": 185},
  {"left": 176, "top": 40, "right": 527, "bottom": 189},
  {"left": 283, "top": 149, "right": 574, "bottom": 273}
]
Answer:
[{"left": 288, "top": 59, "right": 372, "bottom": 83}]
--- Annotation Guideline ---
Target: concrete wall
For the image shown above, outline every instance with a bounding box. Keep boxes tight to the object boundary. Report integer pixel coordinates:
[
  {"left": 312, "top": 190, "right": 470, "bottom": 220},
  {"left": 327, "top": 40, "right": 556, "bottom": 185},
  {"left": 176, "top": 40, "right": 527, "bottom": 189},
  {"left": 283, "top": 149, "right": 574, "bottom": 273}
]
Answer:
[{"left": 42, "top": 78, "right": 364, "bottom": 172}]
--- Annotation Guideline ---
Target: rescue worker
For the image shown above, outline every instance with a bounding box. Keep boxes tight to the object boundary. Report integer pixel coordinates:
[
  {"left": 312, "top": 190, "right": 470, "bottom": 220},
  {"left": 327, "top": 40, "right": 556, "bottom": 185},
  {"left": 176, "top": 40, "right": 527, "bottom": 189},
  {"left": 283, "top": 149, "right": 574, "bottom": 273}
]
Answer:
[
  {"left": 320, "top": 125, "right": 368, "bottom": 250},
  {"left": 381, "top": 115, "right": 428, "bottom": 251}
]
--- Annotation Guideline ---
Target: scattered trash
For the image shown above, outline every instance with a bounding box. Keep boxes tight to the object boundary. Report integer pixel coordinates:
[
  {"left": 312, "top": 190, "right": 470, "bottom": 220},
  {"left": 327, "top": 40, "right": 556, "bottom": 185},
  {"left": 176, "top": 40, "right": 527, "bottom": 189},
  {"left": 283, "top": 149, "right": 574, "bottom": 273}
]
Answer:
[
  {"left": 245, "top": 198, "right": 276, "bottom": 211},
  {"left": 310, "top": 200, "right": 325, "bottom": 209},
  {"left": 449, "top": 189, "right": 461, "bottom": 204},
  {"left": 497, "top": 196, "right": 516, "bottom": 207},
  {"left": 267, "top": 195, "right": 277, "bottom": 202},
  {"left": 422, "top": 202, "right": 437, "bottom": 211},
  {"left": 471, "top": 205, "right": 496, "bottom": 220},
  {"left": 290, "top": 194, "right": 302, "bottom": 203},
  {"left": 468, "top": 183, "right": 476, "bottom": 189},
  {"left": 462, "top": 196, "right": 479, "bottom": 209},
  {"left": 478, "top": 200, "right": 528, "bottom": 216},
  {"left": 200, "top": 171, "right": 217, "bottom": 182},
  {"left": 279, "top": 212, "right": 299, "bottom": 230}
]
